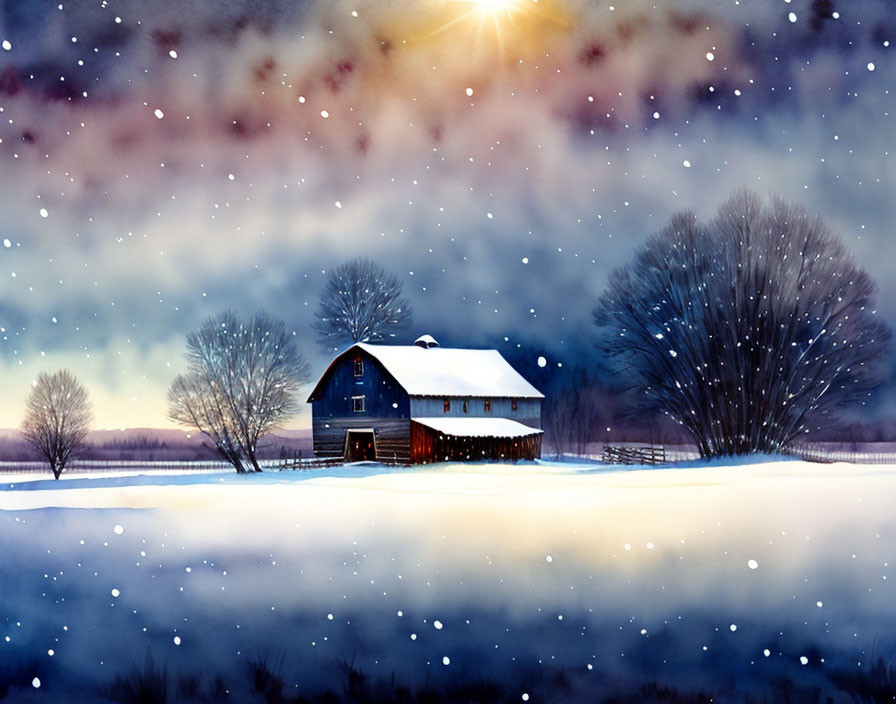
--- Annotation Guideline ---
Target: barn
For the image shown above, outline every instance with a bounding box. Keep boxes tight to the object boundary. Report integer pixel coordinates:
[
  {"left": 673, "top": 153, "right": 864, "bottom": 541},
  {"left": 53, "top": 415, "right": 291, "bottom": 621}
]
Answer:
[{"left": 307, "top": 335, "right": 544, "bottom": 464}]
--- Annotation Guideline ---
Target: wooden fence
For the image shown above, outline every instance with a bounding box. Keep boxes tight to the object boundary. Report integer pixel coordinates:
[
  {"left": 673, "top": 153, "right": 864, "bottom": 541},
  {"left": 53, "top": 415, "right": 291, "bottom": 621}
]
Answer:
[
  {"left": 0, "top": 459, "right": 237, "bottom": 474},
  {"left": 601, "top": 445, "right": 667, "bottom": 466},
  {"left": 0, "top": 457, "right": 346, "bottom": 474},
  {"left": 275, "top": 457, "right": 344, "bottom": 470},
  {"left": 784, "top": 445, "right": 896, "bottom": 465}
]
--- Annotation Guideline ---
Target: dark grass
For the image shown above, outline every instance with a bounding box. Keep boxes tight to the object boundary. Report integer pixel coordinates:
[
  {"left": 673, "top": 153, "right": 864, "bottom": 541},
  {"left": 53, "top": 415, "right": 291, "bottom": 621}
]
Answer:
[
  {"left": 101, "top": 652, "right": 168, "bottom": 704},
  {"left": 0, "top": 653, "right": 43, "bottom": 700},
  {"left": 94, "top": 648, "right": 896, "bottom": 704},
  {"left": 830, "top": 656, "right": 896, "bottom": 704}
]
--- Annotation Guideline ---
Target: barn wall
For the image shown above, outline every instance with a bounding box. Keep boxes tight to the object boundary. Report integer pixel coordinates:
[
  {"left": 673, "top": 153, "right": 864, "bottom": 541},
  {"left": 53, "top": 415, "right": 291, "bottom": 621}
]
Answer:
[
  {"left": 312, "top": 416, "right": 411, "bottom": 463},
  {"left": 410, "top": 421, "right": 542, "bottom": 463},
  {"left": 410, "top": 396, "right": 541, "bottom": 429},
  {"left": 313, "top": 349, "right": 411, "bottom": 419},
  {"left": 312, "top": 349, "right": 411, "bottom": 462}
]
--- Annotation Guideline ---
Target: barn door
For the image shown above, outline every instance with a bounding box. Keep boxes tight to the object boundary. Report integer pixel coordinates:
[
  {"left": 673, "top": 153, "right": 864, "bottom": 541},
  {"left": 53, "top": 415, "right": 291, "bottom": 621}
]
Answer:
[{"left": 345, "top": 430, "right": 376, "bottom": 462}]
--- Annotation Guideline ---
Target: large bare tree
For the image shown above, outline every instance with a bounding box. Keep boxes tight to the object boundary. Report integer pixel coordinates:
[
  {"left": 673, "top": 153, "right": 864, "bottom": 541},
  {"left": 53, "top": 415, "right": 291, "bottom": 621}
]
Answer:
[
  {"left": 314, "top": 258, "right": 412, "bottom": 350},
  {"left": 167, "top": 311, "right": 311, "bottom": 472},
  {"left": 21, "top": 370, "right": 93, "bottom": 479},
  {"left": 594, "top": 189, "right": 891, "bottom": 457},
  {"left": 167, "top": 372, "right": 244, "bottom": 470}
]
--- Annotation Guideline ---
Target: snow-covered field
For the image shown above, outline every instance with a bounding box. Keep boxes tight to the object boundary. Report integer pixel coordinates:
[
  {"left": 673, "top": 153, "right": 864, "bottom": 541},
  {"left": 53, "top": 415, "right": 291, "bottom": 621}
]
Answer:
[{"left": 0, "top": 459, "right": 894, "bottom": 702}]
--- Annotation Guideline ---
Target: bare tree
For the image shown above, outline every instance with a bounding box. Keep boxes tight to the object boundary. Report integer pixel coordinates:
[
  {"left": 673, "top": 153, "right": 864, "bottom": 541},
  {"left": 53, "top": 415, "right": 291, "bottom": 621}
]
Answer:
[
  {"left": 543, "top": 366, "right": 616, "bottom": 456},
  {"left": 314, "top": 258, "right": 412, "bottom": 350},
  {"left": 167, "top": 311, "right": 311, "bottom": 472},
  {"left": 20, "top": 370, "right": 93, "bottom": 479},
  {"left": 594, "top": 189, "right": 891, "bottom": 458},
  {"left": 167, "top": 372, "right": 245, "bottom": 470}
]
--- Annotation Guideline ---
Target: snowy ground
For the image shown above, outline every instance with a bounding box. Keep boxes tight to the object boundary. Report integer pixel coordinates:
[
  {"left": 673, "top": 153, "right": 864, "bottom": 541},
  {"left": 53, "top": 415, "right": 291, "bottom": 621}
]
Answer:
[{"left": 0, "top": 459, "right": 894, "bottom": 702}]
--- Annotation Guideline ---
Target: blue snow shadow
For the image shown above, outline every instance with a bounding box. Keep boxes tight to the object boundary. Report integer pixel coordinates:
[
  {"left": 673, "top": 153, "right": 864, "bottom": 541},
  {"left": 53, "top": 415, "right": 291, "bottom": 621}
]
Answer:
[
  {"left": 0, "top": 462, "right": 418, "bottom": 493},
  {"left": 0, "top": 453, "right": 813, "bottom": 494}
]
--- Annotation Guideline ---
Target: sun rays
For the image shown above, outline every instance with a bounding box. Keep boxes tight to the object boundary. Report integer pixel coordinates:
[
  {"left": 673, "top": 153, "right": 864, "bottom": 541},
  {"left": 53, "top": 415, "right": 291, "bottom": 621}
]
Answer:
[{"left": 431, "top": 0, "right": 569, "bottom": 53}]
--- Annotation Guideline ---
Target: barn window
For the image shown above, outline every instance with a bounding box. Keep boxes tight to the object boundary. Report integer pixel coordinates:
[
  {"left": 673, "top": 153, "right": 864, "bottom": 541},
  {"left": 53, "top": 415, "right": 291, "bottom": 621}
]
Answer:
[
  {"left": 511, "top": 399, "right": 518, "bottom": 412},
  {"left": 484, "top": 399, "right": 491, "bottom": 413},
  {"left": 353, "top": 358, "right": 364, "bottom": 377},
  {"left": 352, "top": 395, "right": 366, "bottom": 413},
  {"left": 462, "top": 400, "right": 469, "bottom": 414},
  {"left": 443, "top": 399, "right": 450, "bottom": 413}
]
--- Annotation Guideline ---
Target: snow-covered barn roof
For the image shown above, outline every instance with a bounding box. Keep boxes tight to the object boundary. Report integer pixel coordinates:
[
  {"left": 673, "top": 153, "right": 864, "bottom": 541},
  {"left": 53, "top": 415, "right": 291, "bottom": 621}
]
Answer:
[
  {"left": 413, "top": 417, "right": 543, "bottom": 438},
  {"left": 307, "top": 342, "right": 544, "bottom": 401}
]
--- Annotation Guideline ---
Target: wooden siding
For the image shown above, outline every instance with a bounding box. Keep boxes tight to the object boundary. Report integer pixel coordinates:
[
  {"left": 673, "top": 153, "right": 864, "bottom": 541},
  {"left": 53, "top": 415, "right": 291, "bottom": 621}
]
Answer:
[
  {"left": 312, "top": 348, "right": 412, "bottom": 462},
  {"left": 410, "top": 396, "right": 541, "bottom": 429},
  {"left": 410, "top": 421, "right": 542, "bottom": 463},
  {"left": 312, "top": 348, "right": 411, "bottom": 419},
  {"left": 312, "top": 416, "right": 411, "bottom": 463}
]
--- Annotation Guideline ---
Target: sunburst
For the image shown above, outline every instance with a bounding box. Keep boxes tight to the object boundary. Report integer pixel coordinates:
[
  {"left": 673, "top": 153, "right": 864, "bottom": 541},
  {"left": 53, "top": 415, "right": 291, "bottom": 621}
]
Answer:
[
  {"left": 462, "top": 0, "right": 524, "bottom": 26},
  {"left": 434, "top": 0, "right": 541, "bottom": 51}
]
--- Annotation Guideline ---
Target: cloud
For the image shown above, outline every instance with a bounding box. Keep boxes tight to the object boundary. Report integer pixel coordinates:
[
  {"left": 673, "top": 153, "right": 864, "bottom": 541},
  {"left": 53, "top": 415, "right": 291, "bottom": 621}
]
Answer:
[{"left": 0, "top": 0, "right": 893, "bottom": 426}]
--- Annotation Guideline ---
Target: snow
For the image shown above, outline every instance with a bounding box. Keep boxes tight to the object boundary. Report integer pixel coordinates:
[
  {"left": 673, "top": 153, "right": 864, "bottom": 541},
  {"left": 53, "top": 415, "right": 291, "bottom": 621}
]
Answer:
[
  {"left": 414, "top": 334, "right": 439, "bottom": 348},
  {"left": 414, "top": 417, "right": 542, "bottom": 438},
  {"left": 0, "top": 460, "right": 894, "bottom": 700},
  {"left": 332, "top": 342, "right": 544, "bottom": 398}
]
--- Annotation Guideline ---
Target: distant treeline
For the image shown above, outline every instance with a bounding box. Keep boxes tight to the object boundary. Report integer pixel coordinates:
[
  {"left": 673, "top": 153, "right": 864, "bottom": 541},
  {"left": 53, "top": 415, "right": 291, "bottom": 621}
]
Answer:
[{"left": 0, "top": 434, "right": 311, "bottom": 463}]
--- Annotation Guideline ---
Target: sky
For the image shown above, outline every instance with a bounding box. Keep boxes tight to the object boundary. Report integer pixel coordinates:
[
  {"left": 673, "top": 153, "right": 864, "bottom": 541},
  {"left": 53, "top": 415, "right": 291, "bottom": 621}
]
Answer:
[{"left": 0, "top": 0, "right": 893, "bottom": 430}]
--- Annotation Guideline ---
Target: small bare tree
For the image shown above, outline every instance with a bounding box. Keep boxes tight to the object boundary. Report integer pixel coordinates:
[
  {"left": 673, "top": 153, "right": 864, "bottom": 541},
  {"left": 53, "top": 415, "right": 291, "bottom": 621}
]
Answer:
[
  {"left": 314, "top": 258, "right": 412, "bottom": 350},
  {"left": 167, "top": 311, "right": 311, "bottom": 472},
  {"left": 21, "top": 370, "right": 93, "bottom": 479},
  {"left": 543, "top": 366, "right": 616, "bottom": 456},
  {"left": 594, "top": 189, "right": 891, "bottom": 457}
]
